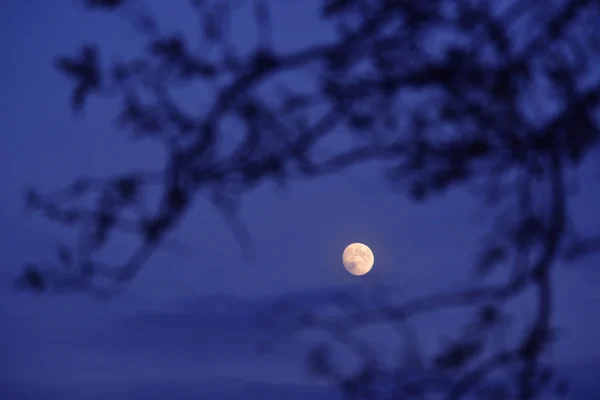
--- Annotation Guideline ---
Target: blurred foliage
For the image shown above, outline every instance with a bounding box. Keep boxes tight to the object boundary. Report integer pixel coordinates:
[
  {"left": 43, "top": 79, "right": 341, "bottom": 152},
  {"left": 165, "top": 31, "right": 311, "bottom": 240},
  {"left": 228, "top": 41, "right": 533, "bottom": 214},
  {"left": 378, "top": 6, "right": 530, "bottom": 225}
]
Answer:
[{"left": 17, "top": 0, "right": 600, "bottom": 398}]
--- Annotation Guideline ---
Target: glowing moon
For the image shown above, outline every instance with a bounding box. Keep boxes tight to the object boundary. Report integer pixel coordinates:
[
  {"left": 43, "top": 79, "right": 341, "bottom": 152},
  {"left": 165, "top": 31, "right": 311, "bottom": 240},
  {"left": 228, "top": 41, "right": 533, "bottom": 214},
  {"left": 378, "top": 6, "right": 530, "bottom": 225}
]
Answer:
[{"left": 342, "top": 243, "right": 374, "bottom": 276}]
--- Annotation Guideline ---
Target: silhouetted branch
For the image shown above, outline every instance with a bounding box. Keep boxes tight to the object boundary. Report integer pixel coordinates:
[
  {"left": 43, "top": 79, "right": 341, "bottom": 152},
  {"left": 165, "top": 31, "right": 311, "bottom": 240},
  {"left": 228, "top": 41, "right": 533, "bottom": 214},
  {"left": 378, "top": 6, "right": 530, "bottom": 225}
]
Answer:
[{"left": 17, "top": 0, "right": 600, "bottom": 398}]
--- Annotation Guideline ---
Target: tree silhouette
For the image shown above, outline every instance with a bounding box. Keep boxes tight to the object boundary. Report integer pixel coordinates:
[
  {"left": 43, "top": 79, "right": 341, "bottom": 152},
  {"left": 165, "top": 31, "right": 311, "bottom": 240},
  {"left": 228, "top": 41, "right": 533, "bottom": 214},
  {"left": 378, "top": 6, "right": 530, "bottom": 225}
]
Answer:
[{"left": 17, "top": 0, "right": 600, "bottom": 398}]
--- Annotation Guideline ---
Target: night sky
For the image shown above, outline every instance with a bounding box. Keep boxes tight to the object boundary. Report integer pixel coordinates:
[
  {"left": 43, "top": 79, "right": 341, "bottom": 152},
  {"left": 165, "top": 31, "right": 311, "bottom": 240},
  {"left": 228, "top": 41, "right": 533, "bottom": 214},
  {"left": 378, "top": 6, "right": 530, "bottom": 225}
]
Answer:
[{"left": 1, "top": 1, "right": 599, "bottom": 399}]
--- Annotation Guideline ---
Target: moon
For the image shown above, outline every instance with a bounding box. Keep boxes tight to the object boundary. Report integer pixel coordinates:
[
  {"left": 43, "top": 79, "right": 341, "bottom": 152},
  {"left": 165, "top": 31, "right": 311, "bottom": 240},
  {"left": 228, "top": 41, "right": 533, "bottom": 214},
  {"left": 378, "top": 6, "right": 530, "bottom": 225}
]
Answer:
[{"left": 342, "top": 243, "right": 374, "bottom": 276}]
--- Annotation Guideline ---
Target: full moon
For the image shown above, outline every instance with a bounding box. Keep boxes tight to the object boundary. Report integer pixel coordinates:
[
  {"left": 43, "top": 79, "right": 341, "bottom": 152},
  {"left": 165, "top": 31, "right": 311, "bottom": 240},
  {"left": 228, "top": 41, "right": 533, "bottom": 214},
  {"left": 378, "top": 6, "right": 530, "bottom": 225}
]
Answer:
[{"left": 342, "top": 243, "right": 374, "bottom": 276}]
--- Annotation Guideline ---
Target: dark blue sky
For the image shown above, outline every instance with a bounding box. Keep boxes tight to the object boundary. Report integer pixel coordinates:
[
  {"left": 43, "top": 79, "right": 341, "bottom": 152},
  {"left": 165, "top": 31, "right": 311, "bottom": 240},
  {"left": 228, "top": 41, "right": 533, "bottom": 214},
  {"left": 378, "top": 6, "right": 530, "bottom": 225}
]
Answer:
[{"left": 1, "top": 1, "right": 599, "bottom": 399}]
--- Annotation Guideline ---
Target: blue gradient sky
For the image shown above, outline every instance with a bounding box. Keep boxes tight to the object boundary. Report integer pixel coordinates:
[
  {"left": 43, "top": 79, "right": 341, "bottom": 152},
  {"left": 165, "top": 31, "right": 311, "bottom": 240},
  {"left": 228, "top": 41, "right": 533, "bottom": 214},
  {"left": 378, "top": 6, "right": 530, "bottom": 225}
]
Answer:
[{"left": 1, "top": 1, "right": 599, "bottom": 398}]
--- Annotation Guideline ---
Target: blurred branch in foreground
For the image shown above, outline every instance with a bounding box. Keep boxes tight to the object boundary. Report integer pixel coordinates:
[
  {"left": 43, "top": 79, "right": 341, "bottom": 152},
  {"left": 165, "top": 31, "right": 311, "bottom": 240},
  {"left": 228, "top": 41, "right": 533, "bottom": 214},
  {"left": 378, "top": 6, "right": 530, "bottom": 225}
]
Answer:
[{"left": 16, "top": 0, "right": 600, "bottom": 399}]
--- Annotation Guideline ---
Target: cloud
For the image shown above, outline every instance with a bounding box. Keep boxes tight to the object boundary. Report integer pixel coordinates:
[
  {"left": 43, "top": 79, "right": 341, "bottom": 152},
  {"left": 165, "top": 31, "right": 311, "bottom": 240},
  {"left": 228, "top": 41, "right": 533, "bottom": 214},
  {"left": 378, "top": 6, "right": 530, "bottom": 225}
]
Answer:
[
  {"left": 83, "top": 284, "right": 401, "bottom": 351},
  {"left": 82, "top": 288, "right": 600, "bottom": 397},
  {"left": 4, "top": 286, "right": 599, "bottom": 399},
  {"left": 3, "top": 367, "right": 599, "bottom": 400},
  {"left": 1, "top": 285, "right": 400, "bottom": 392},
  {"left": 115, "top": 378, "right": 338, "bottom": 400},
  {"left": 54, "top": 284, "right": 410, "bottom": 384},
  {"left": 0, "top": 379, "right": 338, "bottom": 400}
]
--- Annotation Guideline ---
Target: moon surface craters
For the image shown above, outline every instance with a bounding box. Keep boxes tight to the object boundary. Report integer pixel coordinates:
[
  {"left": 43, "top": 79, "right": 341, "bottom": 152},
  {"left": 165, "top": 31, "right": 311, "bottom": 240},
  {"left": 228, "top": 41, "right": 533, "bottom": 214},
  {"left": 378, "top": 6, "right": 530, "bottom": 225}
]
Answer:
[{"left": 342, "top": 243, "right": 374, "bottom": 276}]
